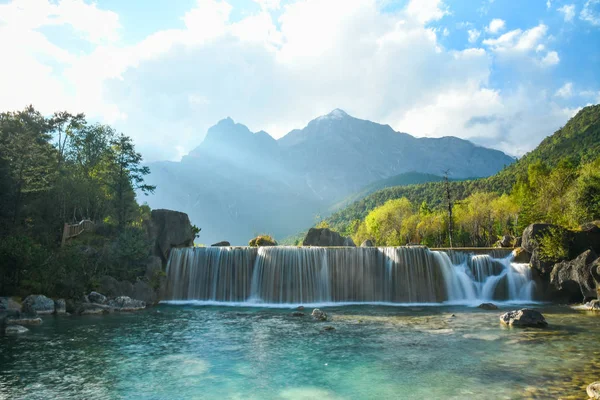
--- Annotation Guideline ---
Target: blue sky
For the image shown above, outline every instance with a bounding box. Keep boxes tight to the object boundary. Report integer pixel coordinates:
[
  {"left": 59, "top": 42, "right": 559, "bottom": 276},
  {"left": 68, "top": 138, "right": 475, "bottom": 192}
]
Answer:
[{"left": 0, "top": 0, "right": 599, "bottom": 161}]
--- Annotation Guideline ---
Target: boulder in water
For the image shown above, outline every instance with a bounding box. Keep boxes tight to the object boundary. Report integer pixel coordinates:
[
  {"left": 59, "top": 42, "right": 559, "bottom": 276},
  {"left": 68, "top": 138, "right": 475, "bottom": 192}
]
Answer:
[
  {"left": 248, "top": 235, "right": 277, "bottom": 246},
  {"left": 107, "top": 296, "right": 146, "bottom": 311},
  {"left": 291, "top": 312, "right": 305, "bottom": 317},
  {"left": 321, "top": 326, "right": 335, "bottom": 332},
  {"left": 478, "top": 303, "right": 498, "bottom": 310},
  {"left": 303, "top": 228, "right": 355, "bottom": 247},
  {"left": 5, "top": 325, "right": 29, "bottom": 334},
  {"left": 361, "top": 239, "right": 374, "bottom": 247},
  {"left": 550, "top": 249, "right": 598, "bottom": 302},
  {"left": 297, "top": 306, "right": 305, "bottom": 311},
  {"left": 311, "top": 308, "right": 328, "bottom": 321},
  {"left": 22, "top": 295, "right": 55, "bottom": 315},
  {"left": 54, "top": 299, "right": 66, "bottom": 314},
  {"left": 588, "top": 382, "right": 600, "bottom": 399},
  {"left": 500, "top": 309, "right": 548, "bottom": 328},
  {"left": 211, "top": 241, "right": 230, "bottom": 247},
  {"left": 584, "top": 299, "right": 600, "bottom": 311},
  {"left": 88, "top": 291, "right": 107, "bottom": 304}
]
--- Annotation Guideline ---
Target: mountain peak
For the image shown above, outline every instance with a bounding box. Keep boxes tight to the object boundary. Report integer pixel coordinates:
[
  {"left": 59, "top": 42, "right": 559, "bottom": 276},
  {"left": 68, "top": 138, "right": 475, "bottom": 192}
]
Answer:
[{"left": 316, "top": 108, "right": 349, "bottom": 121}]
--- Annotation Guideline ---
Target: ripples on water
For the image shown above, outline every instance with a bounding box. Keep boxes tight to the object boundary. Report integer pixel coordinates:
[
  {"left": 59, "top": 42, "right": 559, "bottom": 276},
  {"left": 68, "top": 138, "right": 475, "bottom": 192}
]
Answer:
[{"left": 1, "top": 305, "right": 599, "bottom": 399}]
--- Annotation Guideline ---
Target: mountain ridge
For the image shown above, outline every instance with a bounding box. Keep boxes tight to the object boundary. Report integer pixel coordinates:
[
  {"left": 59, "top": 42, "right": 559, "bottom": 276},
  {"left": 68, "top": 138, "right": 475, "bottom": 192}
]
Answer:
[{"left": 144, "top": 109, "right": 515, "bottom": 244}]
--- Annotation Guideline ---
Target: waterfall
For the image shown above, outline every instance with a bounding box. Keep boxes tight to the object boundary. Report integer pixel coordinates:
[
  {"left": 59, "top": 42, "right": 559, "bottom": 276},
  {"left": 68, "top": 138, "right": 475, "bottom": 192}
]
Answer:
[{"left": 164, "top": 246, "right": 535, "bottom": 305}]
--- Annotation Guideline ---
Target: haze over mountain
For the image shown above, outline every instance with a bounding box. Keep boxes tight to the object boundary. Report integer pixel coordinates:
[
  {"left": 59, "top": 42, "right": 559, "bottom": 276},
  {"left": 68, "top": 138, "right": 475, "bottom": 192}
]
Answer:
[{"left": 144, "top": 110, "right": 514, "bottom": 245}]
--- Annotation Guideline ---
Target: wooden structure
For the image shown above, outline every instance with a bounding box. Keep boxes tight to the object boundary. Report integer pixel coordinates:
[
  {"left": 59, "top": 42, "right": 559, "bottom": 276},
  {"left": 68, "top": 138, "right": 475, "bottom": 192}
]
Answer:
[{"left": 61, "top": 219, "right": 95, "bottom": 246}]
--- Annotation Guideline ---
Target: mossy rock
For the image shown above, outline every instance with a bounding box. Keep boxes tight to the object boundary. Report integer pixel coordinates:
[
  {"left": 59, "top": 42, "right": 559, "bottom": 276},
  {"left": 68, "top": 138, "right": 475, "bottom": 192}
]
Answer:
[{"left": 248, "top": 235, "right": 277, "bottom": 247}]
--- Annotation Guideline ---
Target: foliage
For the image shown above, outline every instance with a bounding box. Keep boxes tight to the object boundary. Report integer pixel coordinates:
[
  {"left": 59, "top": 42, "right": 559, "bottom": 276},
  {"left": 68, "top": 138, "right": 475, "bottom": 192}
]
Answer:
[
  {"left": 537, "top": 226, "right": 571, "bottom": 262},
  {"left": 0, "top": 106, "right": 156, "bottom": 297},
  {"left": 322, "top": 104, "right": 600, "bottom": 244},
  {"left": 249, "top": 235, "right": 277, "bottom": 246}
]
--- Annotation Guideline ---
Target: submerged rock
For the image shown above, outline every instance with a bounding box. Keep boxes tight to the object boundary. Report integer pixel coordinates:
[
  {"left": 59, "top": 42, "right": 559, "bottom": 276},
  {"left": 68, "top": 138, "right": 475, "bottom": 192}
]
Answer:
[
  {"left": 296, "top": 306, "right": 305, "bottom": 311},
  {"left": 88, "top": 291, "right": 107, "bottom": 305},
  {"left": 6, "top": 316, "right": 42, "bottom": 326},
  {"left": 77, "top": 303, "right": 111, "bottom": 315},
  {"left": 588, "top": 382, "right": 600, "bottom": 399},
  {"left": 303, "top": 228, "right": 355, "bottom": 247},
  {"left": 22, "top": 295, "right": 55, "bottom": 315},
  {"left": 5, "top": 325, "right": 29, "bottom": 334},
  {"left": 54, "top": 299, "right": 66, "bottom": 314},
  {"left": 291, "top": 312, "right": 305, "bottom": 317},
  {"left": 321, "top": 326, "right": 335, "bottom": 332},
  {"left": 107, "top": 296, "right": 146, "bottom": 311},
  {"left": 311, "top": 308, "right": 328, "bottom": 321},
  {"left": 478, "top": 303, "right": 498, "bottom": 310},
  {"left": 500, "top": 309, "right": 548, "bottom": 328}
]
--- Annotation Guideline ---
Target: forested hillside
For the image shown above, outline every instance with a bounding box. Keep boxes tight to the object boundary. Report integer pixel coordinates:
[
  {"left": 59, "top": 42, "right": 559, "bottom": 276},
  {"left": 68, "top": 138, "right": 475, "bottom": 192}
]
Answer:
[
  {"left": 0, "top": 106, "right": 158, "bottom": 297},
  {"left": 323, "top": 104, "right": 600, "bottom": 246}
]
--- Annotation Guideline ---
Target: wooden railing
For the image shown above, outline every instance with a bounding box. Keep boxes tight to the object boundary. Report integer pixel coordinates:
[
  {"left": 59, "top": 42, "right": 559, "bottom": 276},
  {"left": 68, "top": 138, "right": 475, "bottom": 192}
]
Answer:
[{"left": 61, "top": 219, "right": 95, "bottom": 246}]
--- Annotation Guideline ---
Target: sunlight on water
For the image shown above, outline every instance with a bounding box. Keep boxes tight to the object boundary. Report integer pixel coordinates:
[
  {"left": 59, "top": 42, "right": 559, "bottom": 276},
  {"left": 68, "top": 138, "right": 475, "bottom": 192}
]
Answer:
[{"left": 2, "top": 305, "right": 600, "bottom": 399}]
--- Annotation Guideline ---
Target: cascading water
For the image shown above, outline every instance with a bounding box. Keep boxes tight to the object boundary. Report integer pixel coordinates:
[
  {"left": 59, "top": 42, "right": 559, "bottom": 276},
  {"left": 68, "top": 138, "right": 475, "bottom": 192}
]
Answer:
[{"left": 164, "top": 246, "right": 535, "bottom": 305}]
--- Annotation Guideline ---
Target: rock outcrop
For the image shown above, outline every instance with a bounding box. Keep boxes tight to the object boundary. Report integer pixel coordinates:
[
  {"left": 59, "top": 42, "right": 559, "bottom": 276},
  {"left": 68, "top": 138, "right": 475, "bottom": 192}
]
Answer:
[
  {"left": 0, "top": 297, "right": 21, "bottom": 313},
  {"left": 303, "top": 228, "right": 356, "bottom": 247},
  {"left": 361, "top": 239, "right": 374, "bottom": 247},
  {"left": 211, "top": 241, "right": 231, "bottom": 246},
  {"left": 146, "top": 209, "right": 195, "bottom": 263},
  {"left": 88, "top": 291, "right": 107, "bottom": 304},
  {"left": 496, "top": 235, "right": 514, "bottom": 248},
  {"left": 500, "top": 309, "right": 548, "bottom": 328},
  {"left": 550, "top": 250, "right": 598, "bottom": 302},
  {"left": 22, "top": 295, "right": 55, "bottom": 315},
  {"left": 98, "top": 276, "right": 158, "bottom": 305}
]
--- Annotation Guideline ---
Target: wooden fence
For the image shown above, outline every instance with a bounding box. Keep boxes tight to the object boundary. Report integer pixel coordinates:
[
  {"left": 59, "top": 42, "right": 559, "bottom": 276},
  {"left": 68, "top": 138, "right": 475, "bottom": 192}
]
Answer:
[{"left": 61, "top": 219, "right": 95, "bottom": 246}]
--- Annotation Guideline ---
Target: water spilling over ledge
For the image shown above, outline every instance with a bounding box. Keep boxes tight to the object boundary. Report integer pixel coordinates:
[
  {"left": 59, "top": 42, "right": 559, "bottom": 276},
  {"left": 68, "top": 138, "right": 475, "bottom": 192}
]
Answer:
[{"left": 163, "top": 246, "right": 535, "bottom": 305}]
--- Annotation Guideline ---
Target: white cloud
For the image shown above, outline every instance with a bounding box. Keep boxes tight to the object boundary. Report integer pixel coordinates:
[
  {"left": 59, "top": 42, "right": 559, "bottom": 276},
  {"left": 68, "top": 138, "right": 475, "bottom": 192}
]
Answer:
[
  {"left": 558, "top": 4, "right": 576, "bottom": 22},
  {"left": 405, "top": 0, "right": 449, "bottom": 24},
  {"left": 0, "top": 0, "right": 582, "bottom": 163},
  {"left": 486, "top": 18, "right": 505, "bottom": 34},
  {"left": 555, "top": 82, "right": 573, "bottom": 98},
  {"left": 468, "top": 29, "right": 481, "bottom": 43},
  {"left": 540, "top": 50, "right": 560, "bottom": 67},
  {"left": 547, "top": 0, "right": 552, "bottom": 9},
  {"left": 581, "top": 0, "right": 600, "bottom": 25},
  {"left": 482, "top": 23, "right": 559, "bottom": 67}
]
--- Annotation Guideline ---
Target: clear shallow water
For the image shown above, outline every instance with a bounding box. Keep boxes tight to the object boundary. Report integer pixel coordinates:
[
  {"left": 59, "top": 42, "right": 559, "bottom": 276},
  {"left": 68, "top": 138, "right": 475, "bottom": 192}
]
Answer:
[{"left": 1, "top": 305, "right": 600, "bottom": 399}]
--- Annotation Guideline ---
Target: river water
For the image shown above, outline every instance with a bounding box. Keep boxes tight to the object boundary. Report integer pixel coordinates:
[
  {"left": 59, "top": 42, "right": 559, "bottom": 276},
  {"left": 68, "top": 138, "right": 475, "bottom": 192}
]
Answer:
[{"left": 1, "top": 304, "right": 599, "bottom": 399}]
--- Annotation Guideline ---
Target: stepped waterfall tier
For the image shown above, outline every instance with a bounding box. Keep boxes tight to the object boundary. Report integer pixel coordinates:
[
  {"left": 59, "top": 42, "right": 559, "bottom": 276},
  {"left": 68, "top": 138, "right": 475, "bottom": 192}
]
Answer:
[{"left": 164, "top": 246, "right": 535, "bottom": 305}]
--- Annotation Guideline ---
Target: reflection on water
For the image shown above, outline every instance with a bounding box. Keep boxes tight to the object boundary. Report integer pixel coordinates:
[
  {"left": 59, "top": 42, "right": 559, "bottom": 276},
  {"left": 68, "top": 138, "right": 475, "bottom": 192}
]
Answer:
[{"left": 1, "top": 305, "right": 599, "bottom": 399}]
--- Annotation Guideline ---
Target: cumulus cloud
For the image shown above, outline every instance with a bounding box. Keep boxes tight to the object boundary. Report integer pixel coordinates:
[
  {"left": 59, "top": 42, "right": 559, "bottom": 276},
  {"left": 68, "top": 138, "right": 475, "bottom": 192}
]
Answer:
[
  {"left": 486, "top": 18, "right": 506, "bottom": 34},
  {"left": 558, "top": 4, "right": 576, "bottom": 22},
  {"left": 0, "top": 0, "right": 587, "bottom": 162}
]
